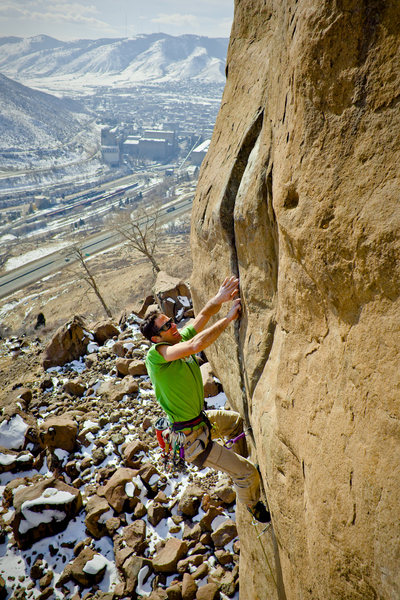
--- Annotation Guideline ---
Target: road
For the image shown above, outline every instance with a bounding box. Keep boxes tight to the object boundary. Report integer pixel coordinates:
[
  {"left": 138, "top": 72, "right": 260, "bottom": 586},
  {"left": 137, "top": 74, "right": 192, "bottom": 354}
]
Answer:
[{"left": 0, "top": 196, "right": 192, "bottom": 300}]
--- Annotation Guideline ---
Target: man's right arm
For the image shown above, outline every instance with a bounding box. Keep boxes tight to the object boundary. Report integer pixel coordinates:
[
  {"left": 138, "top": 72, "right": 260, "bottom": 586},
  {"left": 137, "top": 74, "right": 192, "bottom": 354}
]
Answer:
[{"left": 157, "top": 298, "right": 241, "bottom": 363}]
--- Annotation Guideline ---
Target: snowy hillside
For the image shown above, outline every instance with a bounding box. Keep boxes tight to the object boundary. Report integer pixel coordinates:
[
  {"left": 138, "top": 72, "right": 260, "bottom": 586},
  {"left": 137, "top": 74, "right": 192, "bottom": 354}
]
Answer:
[
  {"left": 0, "top": 34, "right": 228, "bottom": 91},
  {"left": 0, "top": 73, "right": 95, "bottom": 151}
]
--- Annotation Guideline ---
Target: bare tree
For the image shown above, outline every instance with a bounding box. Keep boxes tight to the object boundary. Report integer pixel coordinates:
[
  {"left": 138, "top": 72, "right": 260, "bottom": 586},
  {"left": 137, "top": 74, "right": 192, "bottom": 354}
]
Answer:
[
  {"left": 113, "top": 206, "right": 162, "bottom": 274},
  {"left": 68, "top": 246, "right": 112, "bottom": 318},
  {"left": 0, "top": 249, "right": 12, "bottom": 271}
]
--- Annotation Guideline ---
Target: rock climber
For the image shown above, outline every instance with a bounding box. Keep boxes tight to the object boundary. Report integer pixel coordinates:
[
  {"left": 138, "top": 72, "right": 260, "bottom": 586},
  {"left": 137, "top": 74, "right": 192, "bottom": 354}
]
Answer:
[{"left": 140, "top": 276, "right": 270, "bottom": 523}]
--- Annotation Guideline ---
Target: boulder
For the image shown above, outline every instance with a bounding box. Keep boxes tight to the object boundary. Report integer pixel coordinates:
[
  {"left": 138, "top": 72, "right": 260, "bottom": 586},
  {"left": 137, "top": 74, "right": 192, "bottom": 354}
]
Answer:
[
  {"left": 115, "top": 357, "right": 131, "bottom": 376},
  {"left": 200, "top": 363, "right": 220, "bottom": 398},
  {"left": 63, "top": 379, "right": 86, "bottom": 397},
  {"left": 116, "top": 358, "right": 147, "bottom": 377},
  {"left": 147, "top": 502, "right": 169, "bottom": 527},
  {"left": 214, "top": 481, "right": 236, "bottom": 505},
  {"left": 128, "top": 359, "right": 147, "bottom": 376},
  {"left": 122, "top": 439, "right": 147, "bottom": 468},
  {"left": 177, "top": 554, "right": 204, "bottom": 574},
  {"left": 30, "top": 558, "right": 46, "bottom": 580},
  {"left": 121, "top": 519, "right": 147, "bottom": 555},
  {"left": 105, "top": 516, "right": 120, "bottom": 537},
  {"left": 97, "top": 377, "right": 139, "bottom": 402},
  {"left": 210, "top": 519, "right": 238, "bottom": 548},
  {"left": 181, "top": 573, "right": 197, "bottom": 600},
  {"left": 120, "top": 556, "right": 148, "bottom": 596},
  {"left": 182, "top": 522, "right": 202, "bottom": 542},
  {"left": 0, "top": 387, "right": 32, "bottom": 412},
  {"left": 114, "top": 540, "right": 134, "bottom": 571},
  {"left": 0, "top": 448, "right": 34, "bottom": 474},
  {"left": 111, "top": 340, "right": 127, "bottom": 357},
  {"left": 11, "top": 477, "right": 82, "bottom": 549},
  {"left": 199, "top": 506, "right": 224, "bottom": 532},
  {"left": 215, "top": 549, "right": 234, "bottom": 566},
  {"left": 192, "top": 563, "right": 209, "bottom": 581},
  {"left": 153, "top": 538, "right": 187, "bottom": 574},
  {"left": 139, "top": 462, "right": 161, "bottom": 486},
  {"left": 195, "top": 583, "right": 219, "bottom": 600},
  {"left": 165, "top": 583, "right": 182, "bottom": 600},
  {"left": 131, "top": 295, "right": 156, "bottom": 319},
  {"left": 69, "top": 546, "right": 107, "bottom": 587},
  {"left": 209, "top": 568, "right": 237, "bottom": 597},
  {"left": 2, "top": 476, "right": 35, "bottom": 510},
  {"left": 42, "top": 316, "right": 92, "bottom": 369},
  {"left": 84, "top": 495, "right": 112, "bottom": 539},
  {"left": 92, "top": 320, "right": 119, "bottom": 345},
  {"left": 153, "top": 271, "right": 192, "bottom": 321},
  {"left": 99, "top": 467, "right": 139, "bottom": 513},
  {"left": 38, "top": 416, "right": 78, "bottom": 452},
  {"left": 178, "top": 485, "right": 204, "bottom": 517},
  {"left": 92, "top": 446, "right": 106, "bottom": 466}
]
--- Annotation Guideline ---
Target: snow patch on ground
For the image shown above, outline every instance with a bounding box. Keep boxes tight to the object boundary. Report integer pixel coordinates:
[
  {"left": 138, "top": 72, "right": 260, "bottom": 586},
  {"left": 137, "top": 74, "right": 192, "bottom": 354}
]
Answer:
[
  {"left": 0, "top": 414, "right": 29, "bottom": 450},
  {"left": 4, "top": 242, "right": 70, "bottom": 271}
]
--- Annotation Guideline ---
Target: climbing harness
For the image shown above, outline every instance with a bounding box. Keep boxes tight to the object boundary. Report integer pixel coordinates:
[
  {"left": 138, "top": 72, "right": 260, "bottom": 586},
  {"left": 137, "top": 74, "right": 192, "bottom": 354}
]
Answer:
[
  {"left": 155, "top": 414, "right": 252, "bottom": 472},
  {"left": 171, "top": 411, "right": 213, "bottom": 469}
]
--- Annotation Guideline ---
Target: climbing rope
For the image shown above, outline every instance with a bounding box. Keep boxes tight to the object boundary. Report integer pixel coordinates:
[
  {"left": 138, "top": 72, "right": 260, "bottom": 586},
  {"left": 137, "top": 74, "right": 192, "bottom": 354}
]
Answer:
[{"left": 252, "top": 518, "right": 278, "bottom": 591}]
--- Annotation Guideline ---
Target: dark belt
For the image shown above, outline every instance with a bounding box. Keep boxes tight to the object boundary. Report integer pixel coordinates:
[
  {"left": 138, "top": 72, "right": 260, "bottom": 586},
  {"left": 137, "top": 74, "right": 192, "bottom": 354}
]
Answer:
[{"left": 171, "top": 411, "right": 211, "bottom": 432}]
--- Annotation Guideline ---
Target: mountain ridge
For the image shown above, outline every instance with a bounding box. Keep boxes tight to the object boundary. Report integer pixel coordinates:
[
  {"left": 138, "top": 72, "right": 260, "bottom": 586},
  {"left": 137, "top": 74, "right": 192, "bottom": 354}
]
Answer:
[{"left": 0, "top": 33, "right": 229, "bottom": 89}]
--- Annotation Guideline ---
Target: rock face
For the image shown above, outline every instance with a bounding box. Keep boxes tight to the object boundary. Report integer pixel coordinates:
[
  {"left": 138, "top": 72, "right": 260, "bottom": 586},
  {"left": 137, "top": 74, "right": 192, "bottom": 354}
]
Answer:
[{"left": 190, "top": 2, "right": 400, "bottom": 599}]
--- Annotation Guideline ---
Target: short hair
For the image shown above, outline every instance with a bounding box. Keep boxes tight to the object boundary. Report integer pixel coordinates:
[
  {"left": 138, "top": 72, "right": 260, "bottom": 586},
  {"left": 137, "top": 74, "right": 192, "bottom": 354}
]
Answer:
[{"left": 140, "top": 310, "right": 161, "bottom": 341}]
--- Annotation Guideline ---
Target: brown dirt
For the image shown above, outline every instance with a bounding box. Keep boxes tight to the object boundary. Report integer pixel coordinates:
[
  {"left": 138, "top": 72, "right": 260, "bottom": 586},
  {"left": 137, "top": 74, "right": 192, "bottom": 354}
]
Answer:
[{"left": 0, "top": 231, "right": 192, "bottom": 395}]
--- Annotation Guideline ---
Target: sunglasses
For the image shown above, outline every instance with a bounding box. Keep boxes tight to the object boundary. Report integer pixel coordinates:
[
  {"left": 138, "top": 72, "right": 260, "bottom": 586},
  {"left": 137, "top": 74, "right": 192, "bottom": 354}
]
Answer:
[{"left": 156, "top": 318, "right": 174, "bottom": 333}]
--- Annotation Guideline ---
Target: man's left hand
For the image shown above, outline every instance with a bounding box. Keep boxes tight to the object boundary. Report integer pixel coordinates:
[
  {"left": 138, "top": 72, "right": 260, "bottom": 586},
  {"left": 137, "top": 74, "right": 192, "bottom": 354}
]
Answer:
[{"left": 214, "top": 276, "right": 239, "bottom": 305}]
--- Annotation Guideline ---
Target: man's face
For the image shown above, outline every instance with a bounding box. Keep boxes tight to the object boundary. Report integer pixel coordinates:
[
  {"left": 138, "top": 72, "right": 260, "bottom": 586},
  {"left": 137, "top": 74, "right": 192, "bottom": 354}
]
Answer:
[{"left": 152, "top": 314, "right": 182, "bottom": 344}]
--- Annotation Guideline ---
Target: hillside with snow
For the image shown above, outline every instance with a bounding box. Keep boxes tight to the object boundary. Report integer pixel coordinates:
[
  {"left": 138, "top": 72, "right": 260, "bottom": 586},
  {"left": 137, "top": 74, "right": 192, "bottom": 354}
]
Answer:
[
  {"left": 0, "top": 73, "right": 95, "bottom": 151},
  {"left": 0, "top": 34, "right": 228, "bottom": 92}
]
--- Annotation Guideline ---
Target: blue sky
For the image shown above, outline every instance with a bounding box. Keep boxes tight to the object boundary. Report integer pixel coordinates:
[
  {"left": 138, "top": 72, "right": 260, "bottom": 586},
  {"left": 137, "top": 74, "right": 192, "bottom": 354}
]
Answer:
[{"left": 0, "top": 0, "right": 234, "bottom": 40}]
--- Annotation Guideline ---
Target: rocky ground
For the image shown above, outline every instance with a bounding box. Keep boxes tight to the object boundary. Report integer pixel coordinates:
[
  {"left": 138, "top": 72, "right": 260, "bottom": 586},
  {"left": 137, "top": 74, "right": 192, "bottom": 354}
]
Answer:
[
  {"left": 0, "top": 284, "right": 242, "bottom": 600},
  {"left": 0, "top": 224, "right": 192, "bottom": 339}
]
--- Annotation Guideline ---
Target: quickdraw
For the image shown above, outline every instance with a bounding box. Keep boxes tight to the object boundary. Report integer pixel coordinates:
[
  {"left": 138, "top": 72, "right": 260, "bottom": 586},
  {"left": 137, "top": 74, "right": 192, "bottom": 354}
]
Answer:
[
  {"left": 224, "top": 427, "right": 252, "bottom": 449},
  {"left": 172, "top": 431, "right": 186, "bottom": 469},
  {"left": 154, "top": 417, "right": 186, "bottom": 471}
]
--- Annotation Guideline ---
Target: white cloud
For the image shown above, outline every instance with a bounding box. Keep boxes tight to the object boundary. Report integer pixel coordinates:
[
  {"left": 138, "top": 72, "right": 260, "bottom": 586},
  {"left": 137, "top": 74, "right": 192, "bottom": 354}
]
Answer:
[
  {"left": 0, "top": 1, "right": 233, "bottom": 39},
  {"left": 0, "top": 1, "right": 118, "bottom": 34},
  {"left": 151, "top": 13, "right": 198, "bottom": 28},
  {"left": 149, "top": 11, "right": 232, "bottom": 37}
]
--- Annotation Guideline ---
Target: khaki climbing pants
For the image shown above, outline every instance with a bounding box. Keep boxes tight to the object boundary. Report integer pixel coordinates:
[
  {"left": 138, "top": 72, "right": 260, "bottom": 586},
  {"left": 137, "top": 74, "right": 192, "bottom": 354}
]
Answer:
[{"left": 183, "top": 409, "right": 260, "bottom": 506}]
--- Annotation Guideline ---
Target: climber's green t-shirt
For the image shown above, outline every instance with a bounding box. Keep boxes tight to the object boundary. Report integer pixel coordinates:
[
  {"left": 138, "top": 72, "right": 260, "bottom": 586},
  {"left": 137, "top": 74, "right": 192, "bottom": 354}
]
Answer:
[{"left": 145, "top": 324, "right": 204, "bottom": 424}]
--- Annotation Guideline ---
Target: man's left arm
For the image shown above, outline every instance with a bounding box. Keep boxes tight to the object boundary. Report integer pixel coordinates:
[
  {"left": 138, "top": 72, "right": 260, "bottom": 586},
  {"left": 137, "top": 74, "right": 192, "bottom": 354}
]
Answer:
[{"left": 192, "top": 276, "right": 239, "bottom": 333}]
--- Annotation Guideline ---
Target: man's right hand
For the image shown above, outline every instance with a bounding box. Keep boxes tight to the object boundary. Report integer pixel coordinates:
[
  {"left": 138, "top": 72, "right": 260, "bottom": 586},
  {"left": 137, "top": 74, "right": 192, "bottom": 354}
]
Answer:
[{"left": 226, "top": 298, "right": 241, "bottom": 322}]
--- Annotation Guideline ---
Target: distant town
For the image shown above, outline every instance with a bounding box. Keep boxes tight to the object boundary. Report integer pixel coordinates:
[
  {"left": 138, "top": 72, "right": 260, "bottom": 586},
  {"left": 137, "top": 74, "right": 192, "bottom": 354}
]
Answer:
[{"left": 0, "top": 80, "right": 224, "bottom": 275}]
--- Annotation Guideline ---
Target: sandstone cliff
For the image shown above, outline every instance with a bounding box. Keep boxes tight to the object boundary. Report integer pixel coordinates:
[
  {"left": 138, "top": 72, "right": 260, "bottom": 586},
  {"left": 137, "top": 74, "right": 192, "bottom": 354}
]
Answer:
[{"left": 191, "top": 2, "right": 400, "bottom": 599}]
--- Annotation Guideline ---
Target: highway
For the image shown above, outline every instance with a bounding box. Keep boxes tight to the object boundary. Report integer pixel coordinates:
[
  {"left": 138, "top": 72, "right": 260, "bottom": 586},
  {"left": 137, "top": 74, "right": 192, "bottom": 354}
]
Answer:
[{"left": 0, "top": 196, "right": 192, "bottom": 300}]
